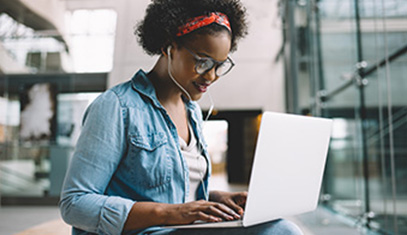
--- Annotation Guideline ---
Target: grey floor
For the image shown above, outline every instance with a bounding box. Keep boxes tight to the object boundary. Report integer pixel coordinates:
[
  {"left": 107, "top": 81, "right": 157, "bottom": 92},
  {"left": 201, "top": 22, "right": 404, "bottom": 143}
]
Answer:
[{"left": 0, "top": 206, "right": 62, "bottom": 235}]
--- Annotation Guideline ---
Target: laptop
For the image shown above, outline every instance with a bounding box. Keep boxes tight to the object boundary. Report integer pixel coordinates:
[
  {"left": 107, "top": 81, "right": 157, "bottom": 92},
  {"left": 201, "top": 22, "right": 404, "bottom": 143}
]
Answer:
[{"left": 164, "top": 111, "right": 333, "bottom": 229}]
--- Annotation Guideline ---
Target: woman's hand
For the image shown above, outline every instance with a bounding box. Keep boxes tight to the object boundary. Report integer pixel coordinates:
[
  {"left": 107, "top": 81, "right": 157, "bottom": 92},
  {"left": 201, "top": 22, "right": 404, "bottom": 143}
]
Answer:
[
  {"left": 124, "top": 196, "right": 245, "bottom": 230},
  {"left": 162, "top": 200, "right": 241, "bottom": 225},
  {"left": 209, "top": 190, "right": 247, "bottom": 217}
]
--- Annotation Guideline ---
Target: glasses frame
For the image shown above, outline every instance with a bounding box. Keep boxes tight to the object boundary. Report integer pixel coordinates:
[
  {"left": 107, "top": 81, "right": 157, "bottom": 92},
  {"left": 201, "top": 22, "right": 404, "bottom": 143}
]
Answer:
[{"left": 183, "top": 46, "right": 235, "bottom": 77}]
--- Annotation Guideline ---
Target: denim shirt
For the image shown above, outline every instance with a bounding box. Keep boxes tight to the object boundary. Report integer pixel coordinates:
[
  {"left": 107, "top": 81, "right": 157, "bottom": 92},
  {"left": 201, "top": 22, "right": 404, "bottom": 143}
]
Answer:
[{"left": 59, "top": 70, "right": 211, "bottom": 235}]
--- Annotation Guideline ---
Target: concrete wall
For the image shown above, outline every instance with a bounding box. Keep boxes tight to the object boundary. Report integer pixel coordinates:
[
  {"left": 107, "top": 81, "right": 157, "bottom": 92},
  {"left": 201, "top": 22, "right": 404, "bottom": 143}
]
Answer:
[
  {"left": 66, "top": 0, "right": 285, "bottom": 112},
  {"left": 19, "top": 0, "right": 67, "bottom": 34}
]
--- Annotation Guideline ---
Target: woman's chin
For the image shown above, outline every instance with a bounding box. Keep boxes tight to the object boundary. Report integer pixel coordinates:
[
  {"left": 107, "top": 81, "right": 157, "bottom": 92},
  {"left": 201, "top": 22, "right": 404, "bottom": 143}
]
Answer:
[{"left": 190, "top": 93, "right": 203, "bottom": 101}]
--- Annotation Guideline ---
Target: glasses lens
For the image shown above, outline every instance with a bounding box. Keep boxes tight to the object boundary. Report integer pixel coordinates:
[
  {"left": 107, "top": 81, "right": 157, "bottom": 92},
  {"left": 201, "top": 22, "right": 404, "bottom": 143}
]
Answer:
[
  {"left": 195, "top": 59, "right": 214, "bottom": 74},
  {"left": 215, "top": 59, "right": 233, "bottom": 76}
]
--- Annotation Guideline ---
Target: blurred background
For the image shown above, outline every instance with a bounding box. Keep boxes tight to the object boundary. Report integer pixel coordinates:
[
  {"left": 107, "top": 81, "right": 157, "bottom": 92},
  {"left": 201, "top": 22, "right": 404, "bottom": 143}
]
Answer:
[{"left": 0, "top": 0, "right": 406, "bottom": 234}]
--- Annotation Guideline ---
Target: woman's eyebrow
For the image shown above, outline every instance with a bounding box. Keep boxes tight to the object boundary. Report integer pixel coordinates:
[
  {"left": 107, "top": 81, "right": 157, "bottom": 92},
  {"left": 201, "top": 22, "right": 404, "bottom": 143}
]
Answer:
[
  {"left": 195, "top": 51, "right": 228, "bottom": 62},
  {"left": 194, "top": 51, "right": 212, "bottom": 58}
]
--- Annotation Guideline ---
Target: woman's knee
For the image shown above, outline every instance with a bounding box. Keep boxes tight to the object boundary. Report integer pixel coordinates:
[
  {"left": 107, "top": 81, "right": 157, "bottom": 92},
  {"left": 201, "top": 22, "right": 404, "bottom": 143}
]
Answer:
[{"left": 264, "top": 219, "right": 303, "bottom": 235}]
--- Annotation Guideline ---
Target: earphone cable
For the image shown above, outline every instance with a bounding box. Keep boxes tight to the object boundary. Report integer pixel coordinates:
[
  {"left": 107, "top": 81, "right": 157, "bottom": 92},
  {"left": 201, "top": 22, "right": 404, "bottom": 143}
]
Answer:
[{"left": 167, "top": 46, "right": 214, "bottom": 201}]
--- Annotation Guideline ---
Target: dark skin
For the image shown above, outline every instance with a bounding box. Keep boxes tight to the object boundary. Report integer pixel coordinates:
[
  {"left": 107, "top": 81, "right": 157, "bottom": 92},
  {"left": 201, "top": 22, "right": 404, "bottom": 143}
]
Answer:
[{"left": 123, "top": 31, "right": 247, "bottom": 231}]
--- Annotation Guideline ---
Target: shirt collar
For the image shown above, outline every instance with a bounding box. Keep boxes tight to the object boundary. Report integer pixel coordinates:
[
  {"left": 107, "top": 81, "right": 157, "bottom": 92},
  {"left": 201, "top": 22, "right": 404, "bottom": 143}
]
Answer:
[
  {"left": 131, "top": 69, "right": 155, "bottom": 96},
  {"left": 131, "top": 69, "right": 195, "bottom": 109}
]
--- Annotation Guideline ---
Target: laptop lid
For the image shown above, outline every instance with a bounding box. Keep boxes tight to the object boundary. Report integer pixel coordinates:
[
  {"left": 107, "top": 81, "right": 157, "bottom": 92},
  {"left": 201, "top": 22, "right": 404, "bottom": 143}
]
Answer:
[
  {"left": 162, "top": 112, "right": 333, "bottom": 229},
  {"left": 243, "top": 111, "right": 333, "bottom": 227}
]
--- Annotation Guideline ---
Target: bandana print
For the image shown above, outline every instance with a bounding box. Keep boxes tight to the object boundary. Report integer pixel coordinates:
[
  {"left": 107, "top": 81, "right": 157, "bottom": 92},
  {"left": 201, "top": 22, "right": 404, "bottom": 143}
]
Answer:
[{"left": 177, "top": 12, "right": 231, "bottom": 37}]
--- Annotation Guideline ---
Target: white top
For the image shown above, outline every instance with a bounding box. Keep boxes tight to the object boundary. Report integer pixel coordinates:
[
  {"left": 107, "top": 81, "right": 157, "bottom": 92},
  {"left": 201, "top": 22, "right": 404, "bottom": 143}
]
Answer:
[{"left": 179, "top": 125, "right": 208, "bottom": 202}]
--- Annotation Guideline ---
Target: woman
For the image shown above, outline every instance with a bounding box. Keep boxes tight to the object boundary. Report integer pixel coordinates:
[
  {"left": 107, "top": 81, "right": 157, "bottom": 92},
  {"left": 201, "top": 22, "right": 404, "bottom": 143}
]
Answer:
[{"left": 59, "top": 0, "right": 303, "bottom": 234}]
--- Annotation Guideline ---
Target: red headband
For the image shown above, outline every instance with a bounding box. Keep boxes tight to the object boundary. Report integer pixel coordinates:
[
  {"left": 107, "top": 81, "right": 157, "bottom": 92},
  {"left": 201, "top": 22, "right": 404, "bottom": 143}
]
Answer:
[{"left": 177, "top": 12, "right": 231, "bottom": 37}]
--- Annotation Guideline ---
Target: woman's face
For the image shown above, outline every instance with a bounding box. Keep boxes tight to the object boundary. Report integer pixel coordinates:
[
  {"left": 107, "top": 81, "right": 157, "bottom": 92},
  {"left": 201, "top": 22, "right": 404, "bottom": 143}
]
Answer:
[{"left": 168, "top": 31, "right": 232, "bottom": 101}]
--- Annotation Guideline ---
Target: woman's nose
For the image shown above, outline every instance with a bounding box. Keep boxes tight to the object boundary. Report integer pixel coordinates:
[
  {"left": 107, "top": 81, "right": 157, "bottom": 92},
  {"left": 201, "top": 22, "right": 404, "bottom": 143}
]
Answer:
[{"left": 202, "top": 67, "right": 218, "bottom": 82}]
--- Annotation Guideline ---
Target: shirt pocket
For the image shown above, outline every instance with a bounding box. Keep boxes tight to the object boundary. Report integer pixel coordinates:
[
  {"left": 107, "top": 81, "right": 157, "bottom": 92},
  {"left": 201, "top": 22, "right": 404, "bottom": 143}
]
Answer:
[{"left": 128, "top": 132, "right": 172, "bottom": 188}]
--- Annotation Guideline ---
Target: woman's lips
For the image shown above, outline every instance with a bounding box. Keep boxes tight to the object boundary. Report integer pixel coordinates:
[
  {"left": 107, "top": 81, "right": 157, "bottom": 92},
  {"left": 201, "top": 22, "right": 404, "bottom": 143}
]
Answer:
[{"left": 193, "top": 81, "right": 210, "bottom": 93}]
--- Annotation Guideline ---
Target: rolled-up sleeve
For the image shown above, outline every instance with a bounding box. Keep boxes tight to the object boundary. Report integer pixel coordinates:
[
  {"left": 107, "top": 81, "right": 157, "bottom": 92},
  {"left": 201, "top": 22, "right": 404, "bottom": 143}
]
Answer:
[{"left": 59, "top": 90, "right": 135, "bottom": 234}]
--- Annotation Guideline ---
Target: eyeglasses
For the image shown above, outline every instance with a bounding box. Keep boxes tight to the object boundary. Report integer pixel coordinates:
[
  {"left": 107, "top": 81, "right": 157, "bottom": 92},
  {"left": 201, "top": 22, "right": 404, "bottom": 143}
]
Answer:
[{"left": 184, "top": 47, "right": 235, "bottom": 77}]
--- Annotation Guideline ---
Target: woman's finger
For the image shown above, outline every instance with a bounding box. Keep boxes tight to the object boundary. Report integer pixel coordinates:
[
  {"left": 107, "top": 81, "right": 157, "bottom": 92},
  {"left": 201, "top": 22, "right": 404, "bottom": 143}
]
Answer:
[
  {"left": 204, "top": 202, "right": 239, "bottom": 221},
  {"left": 194, "top": 211, "right": 222, "bottom": 223},
  {"left": 235, "top": 192, "right": 248, "bottom": 205},
  {"left": 224, "top": 199, "right": 244, "bottom": 217},
  {"left": 216, "top": 202, "right": 241, "bottom": 219}
]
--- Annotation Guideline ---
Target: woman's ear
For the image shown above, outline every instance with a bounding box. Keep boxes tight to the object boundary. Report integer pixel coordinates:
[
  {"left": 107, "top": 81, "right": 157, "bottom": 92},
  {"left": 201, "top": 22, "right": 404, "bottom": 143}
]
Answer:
[
  {"left": 161, "top": 44, "right": 173, "bottom": 57},
  {"left": 162, "top": 43, "right": 178, "bottom": 58}
]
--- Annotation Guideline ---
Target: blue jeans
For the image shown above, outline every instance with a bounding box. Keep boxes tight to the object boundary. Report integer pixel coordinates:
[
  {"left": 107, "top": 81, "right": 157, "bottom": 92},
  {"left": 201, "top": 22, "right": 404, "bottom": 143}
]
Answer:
[{"left": 145, "top": 219, "right": 303, "bottom": 235}]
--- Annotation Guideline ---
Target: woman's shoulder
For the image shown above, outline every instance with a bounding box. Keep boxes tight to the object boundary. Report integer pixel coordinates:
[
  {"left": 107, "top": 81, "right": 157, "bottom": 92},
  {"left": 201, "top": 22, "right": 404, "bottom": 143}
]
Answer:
[
  {"left": 90, "top": 84, "right": 128, "bottom": 108},
  {"left": 107, "top": 70, "right": 155, "bottom": 108},
  {"left": 94, "top": 79, "right": 144, "bottom": 108}
]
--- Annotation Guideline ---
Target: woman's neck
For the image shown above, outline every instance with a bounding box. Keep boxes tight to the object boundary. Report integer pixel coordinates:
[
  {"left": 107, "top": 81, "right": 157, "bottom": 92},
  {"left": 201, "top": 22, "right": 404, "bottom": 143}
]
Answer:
[
  {"left": 148, "top": 56, "right": 190, "bottom": 143},
  {"left": 148, "top": 56, "right": 184, "bottom": 107}
]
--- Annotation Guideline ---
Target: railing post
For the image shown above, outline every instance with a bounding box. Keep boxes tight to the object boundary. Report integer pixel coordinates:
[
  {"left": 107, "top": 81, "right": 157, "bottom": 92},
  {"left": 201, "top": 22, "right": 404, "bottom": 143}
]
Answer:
[{"left": 354, "top": 0, "right": 373, "bottom": 228}]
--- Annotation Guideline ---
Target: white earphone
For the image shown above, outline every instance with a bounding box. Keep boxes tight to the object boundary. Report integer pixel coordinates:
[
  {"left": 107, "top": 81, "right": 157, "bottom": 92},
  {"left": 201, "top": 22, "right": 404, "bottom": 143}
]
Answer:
[
  {"left": 166, "top": 45, "right": 216, "bottom": 201},
  {"left": 166, "top": 45, "right": 193, "bottom": 101}
]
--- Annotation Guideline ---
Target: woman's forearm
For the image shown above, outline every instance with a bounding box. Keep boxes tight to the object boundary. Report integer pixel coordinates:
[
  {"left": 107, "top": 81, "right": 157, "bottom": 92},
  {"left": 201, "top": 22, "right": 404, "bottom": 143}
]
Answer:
[{"left": 123, "top": 202, "right": 170, "bottom": 231}]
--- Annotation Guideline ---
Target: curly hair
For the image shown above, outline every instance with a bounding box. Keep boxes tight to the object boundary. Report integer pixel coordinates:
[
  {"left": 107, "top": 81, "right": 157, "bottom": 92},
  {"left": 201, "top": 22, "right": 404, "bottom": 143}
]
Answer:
[{"left": 136, "top": 0, "right": 248, "bottom": 55}]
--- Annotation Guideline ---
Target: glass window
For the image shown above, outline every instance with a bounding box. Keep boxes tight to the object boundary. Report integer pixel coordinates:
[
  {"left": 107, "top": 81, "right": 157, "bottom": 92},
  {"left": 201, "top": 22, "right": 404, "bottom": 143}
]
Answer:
[
  {"left": 283, "top": 0, "right": 407, "bottom": 233},
  {"left": 66, "top": 9, "right": 117, "bottom": 72}
]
